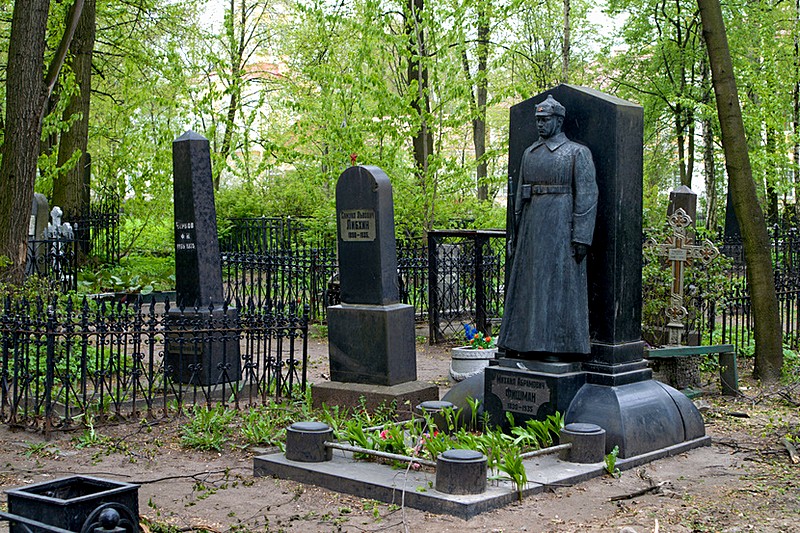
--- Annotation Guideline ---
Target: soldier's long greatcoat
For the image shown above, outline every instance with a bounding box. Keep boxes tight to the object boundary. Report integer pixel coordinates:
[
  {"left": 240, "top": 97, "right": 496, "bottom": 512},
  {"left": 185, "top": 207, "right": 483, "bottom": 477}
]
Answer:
[{"left": 498, "top": 131, "right": 598, "bottom": 354}]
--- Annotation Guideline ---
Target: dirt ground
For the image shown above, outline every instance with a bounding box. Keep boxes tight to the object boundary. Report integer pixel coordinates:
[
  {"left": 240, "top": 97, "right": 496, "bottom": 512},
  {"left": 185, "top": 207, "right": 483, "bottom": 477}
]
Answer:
[{"left": 0, "top": 337, "right": 798, "bottom": 533}]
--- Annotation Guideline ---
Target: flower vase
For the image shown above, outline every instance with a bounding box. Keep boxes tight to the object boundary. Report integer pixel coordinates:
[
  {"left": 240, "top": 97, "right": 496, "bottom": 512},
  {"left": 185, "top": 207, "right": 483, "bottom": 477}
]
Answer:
[{"left": 449, "top": 346, "right": 497, "bottom": 382}]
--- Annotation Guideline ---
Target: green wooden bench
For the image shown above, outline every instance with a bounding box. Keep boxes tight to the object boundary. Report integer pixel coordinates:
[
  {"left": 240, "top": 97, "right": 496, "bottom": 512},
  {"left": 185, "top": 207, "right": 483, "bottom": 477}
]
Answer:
[{"left": 644, "top": 344, "right": 738, "bottom": 396}]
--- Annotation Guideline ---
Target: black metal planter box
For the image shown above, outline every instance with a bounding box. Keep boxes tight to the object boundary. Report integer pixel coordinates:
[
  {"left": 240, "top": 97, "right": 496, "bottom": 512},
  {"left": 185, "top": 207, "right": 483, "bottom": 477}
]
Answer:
[{"left": 4, "top": 475, "right": 139, "bottom": 533}]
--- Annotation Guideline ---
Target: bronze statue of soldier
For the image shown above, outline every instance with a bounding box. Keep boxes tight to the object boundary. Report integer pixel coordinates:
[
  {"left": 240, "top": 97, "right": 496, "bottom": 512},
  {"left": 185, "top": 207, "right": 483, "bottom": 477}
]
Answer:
[{"left": 498, "top": 95, "right": 598, "bottom": 360}]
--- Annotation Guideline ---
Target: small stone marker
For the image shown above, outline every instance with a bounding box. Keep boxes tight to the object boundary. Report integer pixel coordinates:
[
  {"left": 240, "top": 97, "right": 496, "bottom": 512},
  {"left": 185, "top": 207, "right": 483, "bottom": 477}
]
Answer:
[
  {"left": 29, "top": 194, "right": 49, "bottom": 240},
  {"left": 435, "top": 449, "right": 487, "bottom": 495},
  {"left": 166, "top": 131, "right": 240, "bottom": 386},
  {"left": 26, "top": 194, "right": 50, "bottom": 274},
  {"left": 317, "top": 166, "right": 437, "bottom": 409}
]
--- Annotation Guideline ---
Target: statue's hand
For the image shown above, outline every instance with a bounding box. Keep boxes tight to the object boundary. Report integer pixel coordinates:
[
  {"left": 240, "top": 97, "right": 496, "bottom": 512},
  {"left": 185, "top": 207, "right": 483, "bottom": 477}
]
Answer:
[{"left": 572, "top": 243, "right": 589, "bottom": 263}]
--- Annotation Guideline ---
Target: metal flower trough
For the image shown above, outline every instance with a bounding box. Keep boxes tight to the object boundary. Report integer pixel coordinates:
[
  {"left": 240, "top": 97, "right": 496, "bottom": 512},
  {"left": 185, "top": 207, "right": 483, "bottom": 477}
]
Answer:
[{"left": 1, "top": 475, "right": 139, "bottom": 533}]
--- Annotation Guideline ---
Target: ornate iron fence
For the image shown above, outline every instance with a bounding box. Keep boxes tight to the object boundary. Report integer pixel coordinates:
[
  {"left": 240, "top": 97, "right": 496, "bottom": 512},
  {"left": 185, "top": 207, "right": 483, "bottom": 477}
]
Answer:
[
  {"left": 25, "top": 237, "right": 79, "bottom": 293},
  {"left": 0, "top": 295, "right": 308, "bottom": 432},
  {"left": 427, "top": 230, "right": 506, "bottom": 343},
  {"left": 644, "top": 221, "right": 800, "bottom": 355},
  {"left": 69, "top": 191, "right": 121, "bottom": 265},
  {"left": 219, "top": 217, "right": 432, "bottom": 322}
]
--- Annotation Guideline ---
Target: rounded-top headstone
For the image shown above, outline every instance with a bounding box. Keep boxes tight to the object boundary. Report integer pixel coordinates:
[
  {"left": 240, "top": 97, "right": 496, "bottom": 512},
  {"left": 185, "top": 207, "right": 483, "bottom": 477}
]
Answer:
[{"left": 335, "top": 166, "right": 399, "bottom": 305}]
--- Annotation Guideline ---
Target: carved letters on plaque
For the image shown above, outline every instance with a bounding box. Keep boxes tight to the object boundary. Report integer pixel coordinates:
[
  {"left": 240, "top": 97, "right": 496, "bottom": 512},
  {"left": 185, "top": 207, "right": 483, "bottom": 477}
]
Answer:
[{"left": 491, "top": 374, "right": 551, "bottom": 415}]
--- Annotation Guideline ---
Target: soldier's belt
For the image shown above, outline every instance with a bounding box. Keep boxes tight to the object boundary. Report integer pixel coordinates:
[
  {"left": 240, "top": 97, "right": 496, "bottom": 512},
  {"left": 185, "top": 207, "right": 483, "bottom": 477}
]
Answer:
[{"left": 521, "top": 183, "right": 571, "bottom": 198}]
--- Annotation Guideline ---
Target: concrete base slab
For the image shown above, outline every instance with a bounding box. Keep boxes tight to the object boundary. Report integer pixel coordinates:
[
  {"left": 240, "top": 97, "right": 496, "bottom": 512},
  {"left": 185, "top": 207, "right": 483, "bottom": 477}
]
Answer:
[
  {"left": 253, "top": 435, "right": 710, "bottom": 519},
  {"left": 312, "top": 380, "right": 439, "bottom": 412}
]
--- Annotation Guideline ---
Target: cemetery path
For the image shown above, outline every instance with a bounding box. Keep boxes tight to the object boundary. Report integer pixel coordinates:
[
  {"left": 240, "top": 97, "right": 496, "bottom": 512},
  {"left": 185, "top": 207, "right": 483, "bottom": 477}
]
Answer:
[{"left": 0, "top": 340, "right": 797, "bottom": 532}]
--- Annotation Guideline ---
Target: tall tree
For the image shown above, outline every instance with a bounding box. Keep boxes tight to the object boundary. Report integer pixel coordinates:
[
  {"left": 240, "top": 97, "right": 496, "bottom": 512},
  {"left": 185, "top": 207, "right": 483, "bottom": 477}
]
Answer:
[
  {"left": 405, "top": 0, "right": 435, "bottom": 221},
  {"left": 604, "top": 0, "right": 704, "bottom": 190},
  {"left": 0, "top": 0, "right": 83, "bottom": 282},
  {"left": 459, "top": 0, "right": 491, "bottom": 200},
  {"left": 53, "top": 0, "right": 96, "bottom": 219},
  {"left": 697, "top": 0, "right": 783, "bottom": 381}
]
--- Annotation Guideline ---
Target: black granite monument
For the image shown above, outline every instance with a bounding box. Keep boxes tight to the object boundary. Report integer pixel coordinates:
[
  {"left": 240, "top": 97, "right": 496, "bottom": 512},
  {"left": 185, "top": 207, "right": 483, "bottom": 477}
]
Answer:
[
  {"left": 484, "top": 85, "right": 706, "bottom": 458},
  {"left": 166, "top": 131, "right": 241, "bottom": 386},
  {"left": 314, "top": 165, "right": 437, "bottom": 410}
]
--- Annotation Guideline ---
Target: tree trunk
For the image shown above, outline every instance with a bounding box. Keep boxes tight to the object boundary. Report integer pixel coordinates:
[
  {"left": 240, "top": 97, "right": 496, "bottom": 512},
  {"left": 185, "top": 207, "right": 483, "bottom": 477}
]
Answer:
[
  {"left": 697, "top": 0, "right": 783, "bottom": 381},
  {"left": 474, "top": 1, "right": 489, "bottom": 201},
  {"left": 53, "top": 0, "right": 96, "bottom": 220},
  {"left": 795, "top": 0, "right": 800, "bottom": 218},
  {"left": 406, "top": 0, "right": 434, "bottom": 226},
  {"left": 562, "top": 0, "right": 570, "bottom": 82},
  {"left": 0, "top": 0, "right": 52, "bottom": 283},
  {"left": 216, "top": 0, "right": 245, "bottom": 191},
  {"left": 701, "top": 53, "right": 717, "bottom": 231},
  {"left": 703, "top": 116, "right": 717, "bottom": 231}
]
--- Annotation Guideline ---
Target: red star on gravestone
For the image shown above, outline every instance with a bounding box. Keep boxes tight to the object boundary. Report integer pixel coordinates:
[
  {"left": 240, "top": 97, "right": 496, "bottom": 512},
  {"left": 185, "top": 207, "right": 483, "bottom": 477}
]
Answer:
[{"left": 350, "top": 153, "right": 358, "bottom": 166}]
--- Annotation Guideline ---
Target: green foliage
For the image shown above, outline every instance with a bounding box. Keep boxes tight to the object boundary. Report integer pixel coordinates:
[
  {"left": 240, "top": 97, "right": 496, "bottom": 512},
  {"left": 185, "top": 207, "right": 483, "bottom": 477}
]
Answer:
[
  {"left": 240, "top": 406, "right": 290, "bottom": 447},
  {"left": 604, "top": 445, "right": 621, "bottom": 478},
  {"left": 493, "top": 448, "right": 528, "bottom": 500},
  {"left": 181, "top": 405, "right": 237, "bottom": 451},
  {"left": 781, "top": 348, "right": 800, "bottom": 384},
  {"left": 77, "top": 255, "right": 175, "bottom": 295},
  {"left": 74, "top": 417, "right": 110, "bottom": 449},
  {"left": 510, "top": 412, "right": 564, "bottom": 448},
  {"left": 642, "top": 224, "right": 736, "bottom": 345}
]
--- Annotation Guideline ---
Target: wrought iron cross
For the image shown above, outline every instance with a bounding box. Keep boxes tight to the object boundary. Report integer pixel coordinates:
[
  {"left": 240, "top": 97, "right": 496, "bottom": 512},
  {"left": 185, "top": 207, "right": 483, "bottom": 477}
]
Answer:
[{"left": 646, "top": 208, "right": 720, "bottom": 345}]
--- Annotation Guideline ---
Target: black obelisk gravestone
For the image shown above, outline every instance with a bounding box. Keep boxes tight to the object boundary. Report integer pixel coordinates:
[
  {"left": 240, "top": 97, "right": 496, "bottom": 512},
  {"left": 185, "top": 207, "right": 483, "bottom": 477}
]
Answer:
[
  {"left": 166, "top": 131, "right": 240, "bottom": 386},
  {"left": 487, "top": 85, "right": 707, "bottom": 458},
  {"left": 314, "top": 166, "right": 437, "bottom": 410}
]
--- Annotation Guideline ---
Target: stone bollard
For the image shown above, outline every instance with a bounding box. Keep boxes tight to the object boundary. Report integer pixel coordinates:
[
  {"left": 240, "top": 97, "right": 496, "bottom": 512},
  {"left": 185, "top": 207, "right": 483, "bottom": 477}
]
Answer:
[
  {"left": 416, "top": 400, "right": 456, "bottom": 434},
  {"left": 285, "top": 422, "right": 333, "bottom": 462},
  {"left": 435, "top": 449, "right": 487, "bottom": 495},
  {"left": 559, "top": 423, "right": 606, "bottom": 463}
]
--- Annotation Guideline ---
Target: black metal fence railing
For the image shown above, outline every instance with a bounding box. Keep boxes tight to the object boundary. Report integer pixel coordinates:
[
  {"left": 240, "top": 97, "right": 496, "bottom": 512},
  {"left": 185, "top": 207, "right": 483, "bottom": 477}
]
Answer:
[
  {"left": 0, "top": 295, "right": 308, "bottom": 432},
  {"left": 25, "top": 237, "right": 79, "bottom": 293},
  {"left": 69, "top": 192, "right": 121, "bottom": 265},
  {"left": 219, "top": 219, "right": 509, "bottom": 340},
  {"left": 219, "top": 217, "right": 434, "bottom": 322},
  {"left": 427, "top": 230, "right": 506, "bottom": 343}
]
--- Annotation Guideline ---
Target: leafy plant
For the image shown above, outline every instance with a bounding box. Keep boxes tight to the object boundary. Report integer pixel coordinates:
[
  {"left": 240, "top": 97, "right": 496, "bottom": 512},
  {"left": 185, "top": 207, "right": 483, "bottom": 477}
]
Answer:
[
  {"left": 493, "top": 448, "right": 528, "bottom": 500},
  {"left": 604, "top": 445, "right": 621, "bottom": 478},
  {"left": 181, "top": 405, "right": 236, "bottom": 451},
  {"left": 241, "top": 406, "right": 287, "bottom": 447},
  {"left": 74, "top": 416, "right": 109, "bottom": 449}
]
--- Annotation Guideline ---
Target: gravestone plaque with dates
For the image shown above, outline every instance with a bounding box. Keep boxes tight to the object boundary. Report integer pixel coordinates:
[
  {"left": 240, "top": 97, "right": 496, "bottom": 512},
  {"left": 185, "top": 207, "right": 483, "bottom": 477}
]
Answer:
[{"left": 484, "top": 364, "right": 584, "bottom": 429}]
